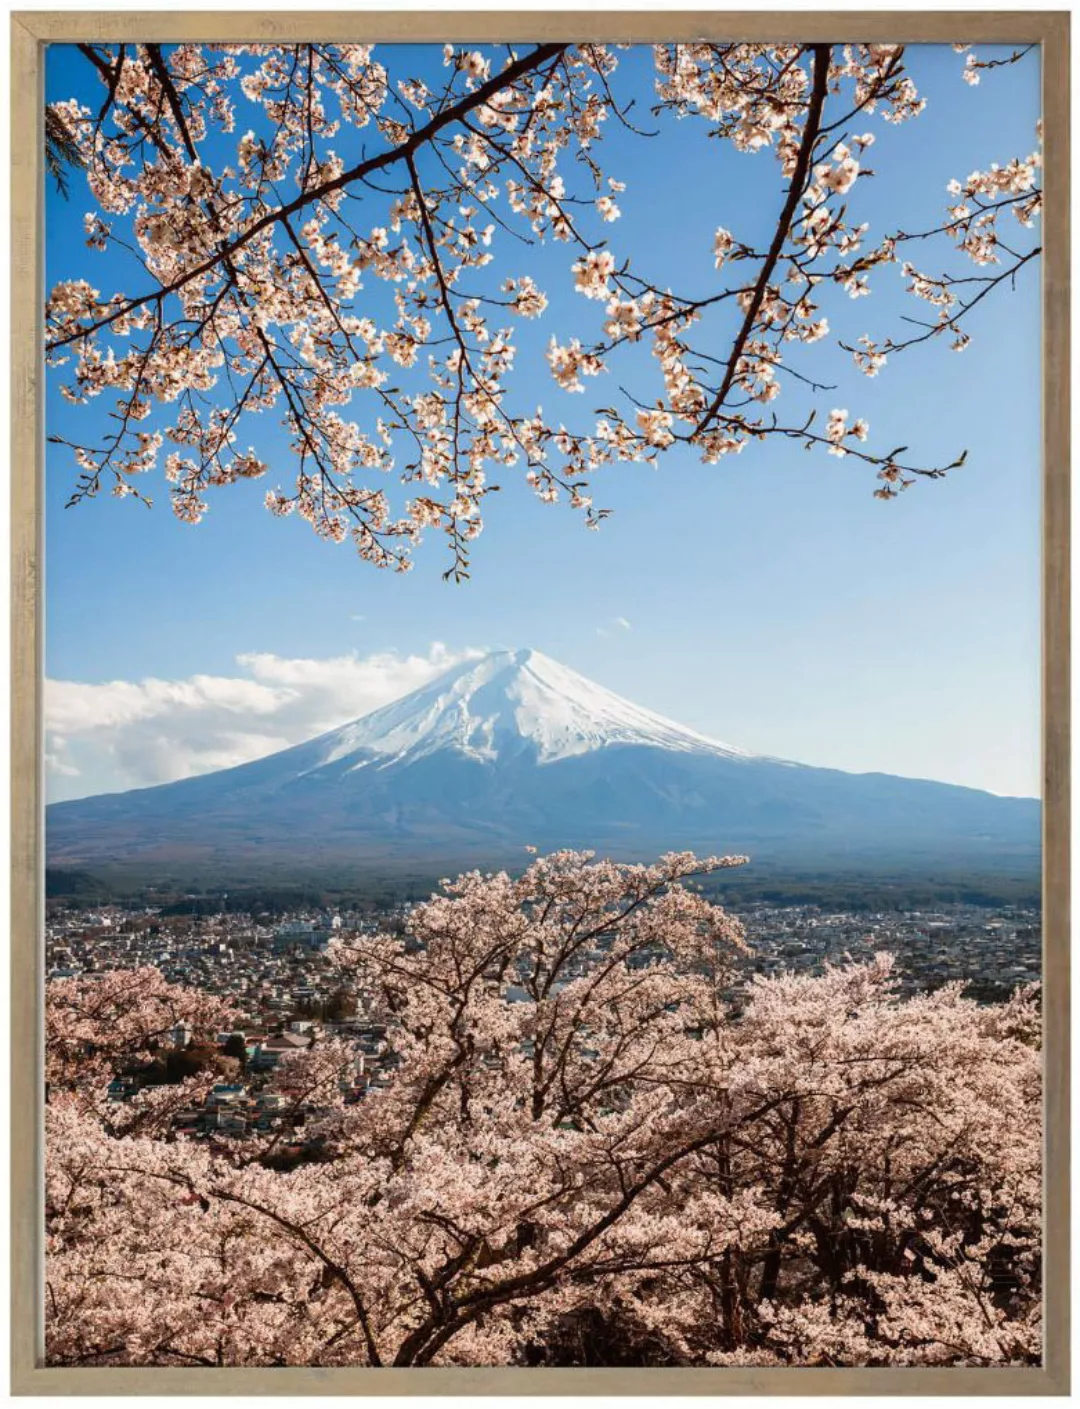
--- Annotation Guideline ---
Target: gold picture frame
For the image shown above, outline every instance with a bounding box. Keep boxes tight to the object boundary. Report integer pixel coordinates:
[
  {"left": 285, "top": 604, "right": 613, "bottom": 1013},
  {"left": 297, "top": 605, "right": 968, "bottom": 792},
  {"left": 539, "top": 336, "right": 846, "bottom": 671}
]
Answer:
[{"left": 11, "top": 10, "right": 1070, "bottom": 1394}]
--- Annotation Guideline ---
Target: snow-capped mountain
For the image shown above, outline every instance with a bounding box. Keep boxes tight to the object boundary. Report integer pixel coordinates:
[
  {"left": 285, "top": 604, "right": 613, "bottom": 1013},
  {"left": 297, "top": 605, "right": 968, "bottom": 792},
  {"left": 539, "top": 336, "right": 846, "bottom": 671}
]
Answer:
[
  {"left": 304, "top": 648, "right": 750, "bottom": 771},
  {"left": 47, "top": 648, "right": 1040, "bottom": 877}
]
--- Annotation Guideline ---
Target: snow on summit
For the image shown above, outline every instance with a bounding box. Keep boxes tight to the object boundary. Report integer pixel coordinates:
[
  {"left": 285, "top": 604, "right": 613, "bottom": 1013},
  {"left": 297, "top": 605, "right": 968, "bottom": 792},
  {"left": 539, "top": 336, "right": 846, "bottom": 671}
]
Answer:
[{"left": 314, "top": 648, "right": 750, "bottom": 770}]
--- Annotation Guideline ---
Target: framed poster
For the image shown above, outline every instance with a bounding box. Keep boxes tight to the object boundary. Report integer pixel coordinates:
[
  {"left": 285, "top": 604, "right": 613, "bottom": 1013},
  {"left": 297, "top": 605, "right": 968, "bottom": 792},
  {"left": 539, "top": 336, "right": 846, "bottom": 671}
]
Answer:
[{"left": 11, "top": 9, "right": 1069, "bottom": 1394}]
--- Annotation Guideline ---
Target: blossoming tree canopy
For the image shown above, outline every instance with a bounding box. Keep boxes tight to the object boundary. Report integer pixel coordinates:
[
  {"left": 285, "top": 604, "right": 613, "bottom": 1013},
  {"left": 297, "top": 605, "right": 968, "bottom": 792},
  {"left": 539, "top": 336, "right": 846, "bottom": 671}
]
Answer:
[
  {"left": 45, "top": 850, "right": 1041, "bottom": 1367},
  {"left": 46, "top": 42, "right": 1041, "bottom": 575}
]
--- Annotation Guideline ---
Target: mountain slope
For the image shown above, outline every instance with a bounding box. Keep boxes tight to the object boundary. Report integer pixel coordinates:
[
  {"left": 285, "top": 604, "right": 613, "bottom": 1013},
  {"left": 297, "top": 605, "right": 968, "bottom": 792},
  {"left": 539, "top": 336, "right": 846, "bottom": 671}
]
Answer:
[{"left": 46, "top": 648, "right": 1040, "bottom": 875}]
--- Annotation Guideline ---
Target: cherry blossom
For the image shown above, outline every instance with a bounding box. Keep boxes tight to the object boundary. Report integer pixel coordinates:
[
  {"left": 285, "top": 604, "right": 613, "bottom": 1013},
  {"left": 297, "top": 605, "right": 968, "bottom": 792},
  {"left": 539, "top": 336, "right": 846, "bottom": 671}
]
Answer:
[
  {"left": 45, "top": 42, "right": 1040, "bottom": 575},
  {"left": 46, "top": 851, "right": 1041, "bottom": 1367}
]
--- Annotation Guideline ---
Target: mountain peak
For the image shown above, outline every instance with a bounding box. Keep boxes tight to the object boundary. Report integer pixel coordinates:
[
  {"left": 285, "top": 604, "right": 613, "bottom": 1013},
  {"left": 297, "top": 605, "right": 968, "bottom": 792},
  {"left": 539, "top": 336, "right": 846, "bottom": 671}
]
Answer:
[
  {"left": 307, "top": 647, "right": 749, "bottom": 773},
  {"left": 481, "top": 645, "right": 551, "bottom": 672}
]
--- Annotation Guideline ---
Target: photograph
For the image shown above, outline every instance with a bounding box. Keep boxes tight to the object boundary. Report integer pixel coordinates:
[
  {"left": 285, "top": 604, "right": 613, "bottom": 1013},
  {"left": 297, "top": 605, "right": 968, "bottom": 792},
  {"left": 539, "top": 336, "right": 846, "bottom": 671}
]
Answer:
[{"left": 17, "top": 16, "right": 1064, "bottom": 1387}]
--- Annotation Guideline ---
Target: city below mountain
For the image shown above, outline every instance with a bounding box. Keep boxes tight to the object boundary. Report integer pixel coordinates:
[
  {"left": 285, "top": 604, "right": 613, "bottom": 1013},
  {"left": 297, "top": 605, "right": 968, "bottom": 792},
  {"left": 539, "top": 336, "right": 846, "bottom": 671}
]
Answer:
[{"left": 47, "top": 648, "right": 1040, "bottom": 880}]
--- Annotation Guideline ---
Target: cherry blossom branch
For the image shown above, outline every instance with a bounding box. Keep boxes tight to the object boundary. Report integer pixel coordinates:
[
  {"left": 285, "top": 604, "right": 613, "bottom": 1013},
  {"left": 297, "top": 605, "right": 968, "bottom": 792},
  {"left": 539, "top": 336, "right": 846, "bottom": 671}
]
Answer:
[
  {"left": 694, "top": 44, "right": 831, "bottom": 438},
  {"left": 47, "top": 43, "right": 569, "bottom": 354}
]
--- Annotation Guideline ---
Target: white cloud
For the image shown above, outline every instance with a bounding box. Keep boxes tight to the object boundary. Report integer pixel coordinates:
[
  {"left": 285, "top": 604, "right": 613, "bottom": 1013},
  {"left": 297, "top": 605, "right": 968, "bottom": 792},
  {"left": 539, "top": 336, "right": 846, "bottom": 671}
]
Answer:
[
  {"left": 596, "top": 616, "right": 632, "bottom": 638},
  {"left": 45, "top": 643, "right": 482, "bottom": 801}
]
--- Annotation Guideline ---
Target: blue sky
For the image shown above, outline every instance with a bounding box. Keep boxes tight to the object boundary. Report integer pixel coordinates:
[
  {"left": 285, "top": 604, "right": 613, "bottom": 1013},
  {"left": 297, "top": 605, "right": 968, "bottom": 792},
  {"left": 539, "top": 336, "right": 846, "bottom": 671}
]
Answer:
[{"left": 44, "top": 43, "right": 1042, "bottom": 801}]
